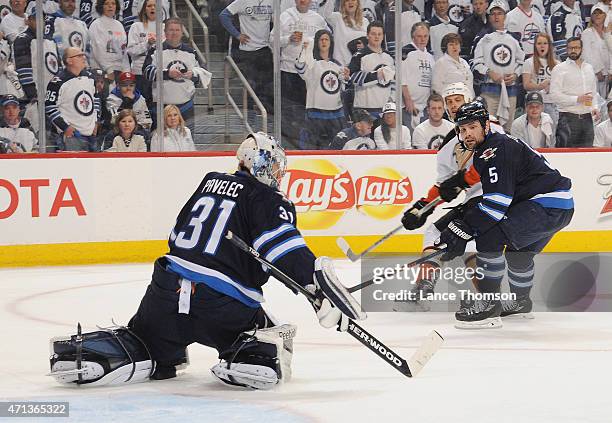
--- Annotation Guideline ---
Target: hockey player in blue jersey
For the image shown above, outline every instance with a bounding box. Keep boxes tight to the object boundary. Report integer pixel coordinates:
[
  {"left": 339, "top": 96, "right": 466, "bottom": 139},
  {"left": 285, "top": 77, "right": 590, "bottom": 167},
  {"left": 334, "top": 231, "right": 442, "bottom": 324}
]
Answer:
[
  {"left": 47, "top": 132, "right": 365, "bottom": 389},
  {"left": 436, "top": 102, "right": 574, "bottom": 329}
]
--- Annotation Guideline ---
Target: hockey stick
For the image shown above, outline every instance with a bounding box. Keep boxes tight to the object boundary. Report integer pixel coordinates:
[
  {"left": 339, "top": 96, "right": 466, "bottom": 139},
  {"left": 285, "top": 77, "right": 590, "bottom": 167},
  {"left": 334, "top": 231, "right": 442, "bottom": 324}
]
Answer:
[
  {"left": 225, "top": 231, "right": 444, "bottom": 378},
  {"left": 346, "top": 246, "right": 448, "bottom": 294},
  {"left": 336, "top": 197, "right": 444, "bottom": 262}
]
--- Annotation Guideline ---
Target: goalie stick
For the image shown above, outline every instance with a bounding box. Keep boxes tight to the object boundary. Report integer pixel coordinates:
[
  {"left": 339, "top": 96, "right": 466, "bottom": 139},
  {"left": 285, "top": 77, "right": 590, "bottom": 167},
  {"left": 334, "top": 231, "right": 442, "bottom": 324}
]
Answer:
[
  {"left": 225, "top": 231, "right": 444, "bottom": 378},
  {"left": 336, "top": 197, "right": 444, "bottom": 262}
]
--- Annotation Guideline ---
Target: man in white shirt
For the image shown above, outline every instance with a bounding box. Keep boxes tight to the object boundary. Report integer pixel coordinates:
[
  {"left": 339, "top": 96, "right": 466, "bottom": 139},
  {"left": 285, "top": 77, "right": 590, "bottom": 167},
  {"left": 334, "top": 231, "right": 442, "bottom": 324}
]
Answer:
[
  {"left": 550, "top": 37, "right": 600, "bottom": 147},
  {"left": 0, "top": 0, "right": 27, "bottom": 43},
  {"left": 220, "top": 0, "right": 273, "bottom": 112},
  {"left": 401, "top": 22, "right": 434, "bottom": 132},
  {"left": 472, "top": 0, "right": 525, "bottom": 131},
  {"left": 505, "top": 0, "right": 545, "bottom": 56},
  {"left": 594, "top": 101, "right": 612, "bottom": 147},
  {"left": 412, "top": 93, "right": 455, "bottom": 148},
  {"left": 510, "top": 91, "right": 555, "bottom": 147}
]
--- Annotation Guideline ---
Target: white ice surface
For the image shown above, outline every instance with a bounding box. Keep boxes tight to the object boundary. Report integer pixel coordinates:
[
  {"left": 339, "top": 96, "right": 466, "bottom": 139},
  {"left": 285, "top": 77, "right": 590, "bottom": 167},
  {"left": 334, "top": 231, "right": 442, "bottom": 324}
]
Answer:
[{"left": 1, "top": 262, "right": 611, "bottom": 423}]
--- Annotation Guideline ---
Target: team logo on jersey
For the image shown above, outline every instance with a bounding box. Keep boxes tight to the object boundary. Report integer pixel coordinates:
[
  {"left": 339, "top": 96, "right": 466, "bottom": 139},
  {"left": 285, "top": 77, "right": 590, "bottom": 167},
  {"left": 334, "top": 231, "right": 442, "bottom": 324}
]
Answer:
[
  {"left": 74, "top": 90, "right": 94, "bottom": 116},
  {"left": 429, "top": 134, "right": 445, "bottom": 149},
  {"left": 0, "top": 5, "right": 10, "bottom": 19},
  {"left": 168, "top": 60, "right": 188, "bottom": 83},
  {"left": 449, "top": 4, "right": 465, "bottom": 23},
  {"left": 491, "top": 44, "right": 512, "bottom": 66},
  {"left": 69, "top": 31, "right": 84, "bottom": 49},
  {"left": 363, "top": 8, "right": 375, "bottom": 22},
  {"left": 597, "top": 174, "right": 612, "bottom": 215},
  {"left": 573, "top": 26, "right": 582, "bottom": 37},
  {"left": 374, "top": 64, "right": 392, "bottom": 88},
  {"left": 522, "top": 23, "right": 540, "bottom": 45},
  {"left": 320, "top": 70, "right": 341, "bottom": 95},
  {"left": 479, "top": 147, "right": 497, "bottom": 161},
  {"left": 45, "top": 52, "right": 60, "bottom": 75}
]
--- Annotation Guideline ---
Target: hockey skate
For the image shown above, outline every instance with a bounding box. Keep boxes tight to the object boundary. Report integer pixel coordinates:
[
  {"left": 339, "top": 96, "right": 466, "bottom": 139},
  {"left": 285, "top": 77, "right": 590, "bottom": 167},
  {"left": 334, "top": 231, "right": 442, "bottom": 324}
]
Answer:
[
  {"left": 455, "top": 298, "right": 502, "bottom": 329},
  {"left": 393, "top": 279, "right": 436, "bottom": 312},
  {"left": 501, "top": 295, "right": 534, "bottom": 319}
]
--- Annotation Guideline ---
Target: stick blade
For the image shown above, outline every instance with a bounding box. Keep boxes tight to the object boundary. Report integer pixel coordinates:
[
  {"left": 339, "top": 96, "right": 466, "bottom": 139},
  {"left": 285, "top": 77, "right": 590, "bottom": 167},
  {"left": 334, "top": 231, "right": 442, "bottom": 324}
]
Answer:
[
  {"left": 407, "top": 330, "right": 444, "bottom": 377},
  {"left": 336, "top": 237, "right": 360, "bottom": 262}
]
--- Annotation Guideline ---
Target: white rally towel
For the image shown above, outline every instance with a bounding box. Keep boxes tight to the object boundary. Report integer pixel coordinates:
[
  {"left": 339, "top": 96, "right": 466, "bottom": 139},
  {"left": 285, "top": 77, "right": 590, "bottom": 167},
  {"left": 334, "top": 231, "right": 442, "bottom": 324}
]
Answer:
[
  {"left": 192, "top": 67, "right": 212, "bottom": 89},
  {"left": 496, "top": 80, "right": 511, "bottom": 127}
]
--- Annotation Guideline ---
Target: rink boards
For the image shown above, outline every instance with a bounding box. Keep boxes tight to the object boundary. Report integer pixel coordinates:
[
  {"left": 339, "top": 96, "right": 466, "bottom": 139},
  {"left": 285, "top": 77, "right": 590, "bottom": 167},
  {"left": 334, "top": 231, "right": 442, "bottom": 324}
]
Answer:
[{"left": 1, "top": 149, "right": 611, "bottom": 266}]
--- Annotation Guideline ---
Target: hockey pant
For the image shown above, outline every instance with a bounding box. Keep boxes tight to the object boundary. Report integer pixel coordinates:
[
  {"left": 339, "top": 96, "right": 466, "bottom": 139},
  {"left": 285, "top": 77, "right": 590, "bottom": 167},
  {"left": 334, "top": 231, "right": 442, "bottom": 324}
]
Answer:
[
  {"left": 129, "top": 258, "right": 274, "bottom": 368},
  {"left": 473, "top": 201, "right": 574, "bottom": 295}
]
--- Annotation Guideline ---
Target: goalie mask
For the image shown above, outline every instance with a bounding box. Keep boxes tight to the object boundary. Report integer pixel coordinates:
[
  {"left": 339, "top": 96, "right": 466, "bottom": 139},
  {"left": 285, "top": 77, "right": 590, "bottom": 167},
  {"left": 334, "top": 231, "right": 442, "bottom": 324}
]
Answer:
[
  {"left": 48, "top": 324, "right": 154, "bottom": 386},
  {"left": 237, "top": 132, "right": 287, "bottom": 190}
]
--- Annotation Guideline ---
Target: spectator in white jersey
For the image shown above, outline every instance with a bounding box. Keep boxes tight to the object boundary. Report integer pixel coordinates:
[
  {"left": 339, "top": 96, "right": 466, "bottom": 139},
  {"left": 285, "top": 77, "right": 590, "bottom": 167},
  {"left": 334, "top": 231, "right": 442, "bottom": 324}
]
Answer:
[
  {"left": 401, "top": 22, "right": 434, "bottom": 132},
  {"left": 510, "top": 91, "right": 555, "bottom": 147},
  {"left": 89, "top": 0, "right": 129, "bottom": 83},
  {"left": 330, "top": 108, "right": 377, "bottom": 149},
  {"left": 505, "top": 0, "right": 546, "bottom": 56},
  {"left": 348, "top": 21, "right": 395, "bottom": 119},
  {"left": 220, "top": 0, "right": 273, "bottom": 112},
  {"left": 45, "top": 47, "right": 100, "bottom": 151},
  {"left": 150, "top": 104, "right": 196, "bottom": 152},
  {"left": 296, "top": 29, "right": 349, "bottom": 149},
  {"left": 594, "top": 101, "right": 612, "bottom": 147},
  {"left": 0, "top": 0, "right": 27, "bottom": 43},
  {"left": 127, "top": 0, "right": 163, "bottom": 105},
  {"left": 411, "top": 92, "right": 455, "bottom": 148},
  {"left": 429, "top": 0, "right": 459, "bottom": 60},
  {"left": 522, "top": 32, "right": 559, "bottom": 126},
  {"left": 550, "top": 37, "right": 599, "bottom": 147},
  {"left": 547, "top": 0, "right": 584, "bottom": 60},
  {"left": 44, "top": 0, "right": 92, "bottom": 61},
  {"left": 581, "top": 5, "right": 610, "bottom": 100},
  {"left": 472, "top": 0, "right": 524, "bottom": 131},
  {"left": 432, "top": 33, "right": 474, "bottom": 96},
  {"left": 324, "top": 0, "right": 369, "bottom": 67},
  {"left": 277, "top": 0, "right": 328, "bottom": 148},
  {"left": 106, "top": 71, "right": 152, "bottom": 130},
  {"left": 373, "top": 101, "right": 412, "bottom": 149},
  {"left": 0, "top": 94, "right": 38, "bottom": 152},
  {"left": 144, "top": 17, "right": 209, "bottom": 135}
]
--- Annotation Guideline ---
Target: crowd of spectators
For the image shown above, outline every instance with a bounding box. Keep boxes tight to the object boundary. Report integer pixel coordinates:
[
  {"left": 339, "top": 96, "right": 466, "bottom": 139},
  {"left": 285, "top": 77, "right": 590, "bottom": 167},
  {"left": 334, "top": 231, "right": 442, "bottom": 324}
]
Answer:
[
  {"left": 219, "top": 0, "right": 612, "bottom": 149},
  {"left": 0, "top": 0, "right": 209, "bottom": 153},
  {"left": 0, "top": 0, "right": 611, "bottom": 154}
]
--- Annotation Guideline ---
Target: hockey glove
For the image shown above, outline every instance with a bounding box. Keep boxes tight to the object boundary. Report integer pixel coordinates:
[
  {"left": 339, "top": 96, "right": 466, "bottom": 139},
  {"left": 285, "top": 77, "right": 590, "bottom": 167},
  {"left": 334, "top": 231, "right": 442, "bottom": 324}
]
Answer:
[
  {"left": 438, "top": 219, "right": 473, "bottom": 261},
  {"left": 401, "top": 199, "right": 434, "bottom": 230},
  {"left": 439, "top": 169, "right": 470, "bottom": 202}
]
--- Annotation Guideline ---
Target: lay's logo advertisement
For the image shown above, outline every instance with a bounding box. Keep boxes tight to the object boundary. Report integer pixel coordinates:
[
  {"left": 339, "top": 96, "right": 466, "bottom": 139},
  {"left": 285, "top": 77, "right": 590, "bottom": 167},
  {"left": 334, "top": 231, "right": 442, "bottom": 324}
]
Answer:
[{"left": 281, "top": 158, "right": 413, "bottom": 229}]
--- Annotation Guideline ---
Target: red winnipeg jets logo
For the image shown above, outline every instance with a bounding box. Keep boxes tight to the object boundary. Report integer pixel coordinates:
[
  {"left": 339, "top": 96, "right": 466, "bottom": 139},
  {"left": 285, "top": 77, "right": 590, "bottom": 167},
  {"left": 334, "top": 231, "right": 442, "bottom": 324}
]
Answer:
[
  {"left": 597, "top": 174, "right": 612, "bottom": 215},
  {"left": 479, "top": 147, "right": 497, "bottom": 161}
]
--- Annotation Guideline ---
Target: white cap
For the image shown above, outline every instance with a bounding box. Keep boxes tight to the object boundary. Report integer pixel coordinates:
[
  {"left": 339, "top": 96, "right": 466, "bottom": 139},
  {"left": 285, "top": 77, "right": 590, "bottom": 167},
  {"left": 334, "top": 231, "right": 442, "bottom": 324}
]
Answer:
[
  {"left": 487, "top": 0, "right": 508, "bottom": 14},
  {"left": 382, "top": 102, "right": 397, "bottom": 115},
  {"left": 591, "top": 4, "right": 607, "bottom": 14}
]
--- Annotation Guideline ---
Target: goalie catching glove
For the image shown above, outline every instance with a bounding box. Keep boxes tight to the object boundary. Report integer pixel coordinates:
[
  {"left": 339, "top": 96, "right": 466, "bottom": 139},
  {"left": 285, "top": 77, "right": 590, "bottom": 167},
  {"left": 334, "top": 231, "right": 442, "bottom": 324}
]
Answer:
[{"left": 306, "top": 257, "right": 366, "bottom": 330}]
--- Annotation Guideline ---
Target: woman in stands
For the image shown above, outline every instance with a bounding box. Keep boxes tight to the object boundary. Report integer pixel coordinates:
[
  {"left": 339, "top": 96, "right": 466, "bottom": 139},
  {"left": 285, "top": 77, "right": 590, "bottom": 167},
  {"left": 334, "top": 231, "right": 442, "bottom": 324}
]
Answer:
[
  {"left": 373, "top": 102, "right": 412, "bottom": 149},
  {"left": 127, "top": 0, "right": 163, "bottom": 104},
  {"left": 522, "top": 33, "right": 559, "bottom": 127},
  {"left": 89, "top": 0, "right": 129, "bottom": 84},
  {"left": 150, "top": 105, "right": 196, "bottom": 152}
]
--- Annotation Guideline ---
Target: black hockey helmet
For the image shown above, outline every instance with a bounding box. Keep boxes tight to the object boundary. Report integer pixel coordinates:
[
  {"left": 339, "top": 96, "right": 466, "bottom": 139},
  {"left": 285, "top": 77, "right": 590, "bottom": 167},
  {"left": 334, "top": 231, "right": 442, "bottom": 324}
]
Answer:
[{"left": 454, "top": 101, "right": 489, "bottom": 129}]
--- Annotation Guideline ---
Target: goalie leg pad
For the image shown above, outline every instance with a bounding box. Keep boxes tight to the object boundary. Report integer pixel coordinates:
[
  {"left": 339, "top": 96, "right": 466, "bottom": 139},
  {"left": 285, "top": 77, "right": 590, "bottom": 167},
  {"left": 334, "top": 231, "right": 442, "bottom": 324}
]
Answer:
[
  {"left": 314, "top": 257, "right": 366, "bottom": 321},
  {"left": 210, "top": 324, "right": 296, "bottom": 390},
  {"left": 48, "top": 325, "right": 154, "bottom": 386}
]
